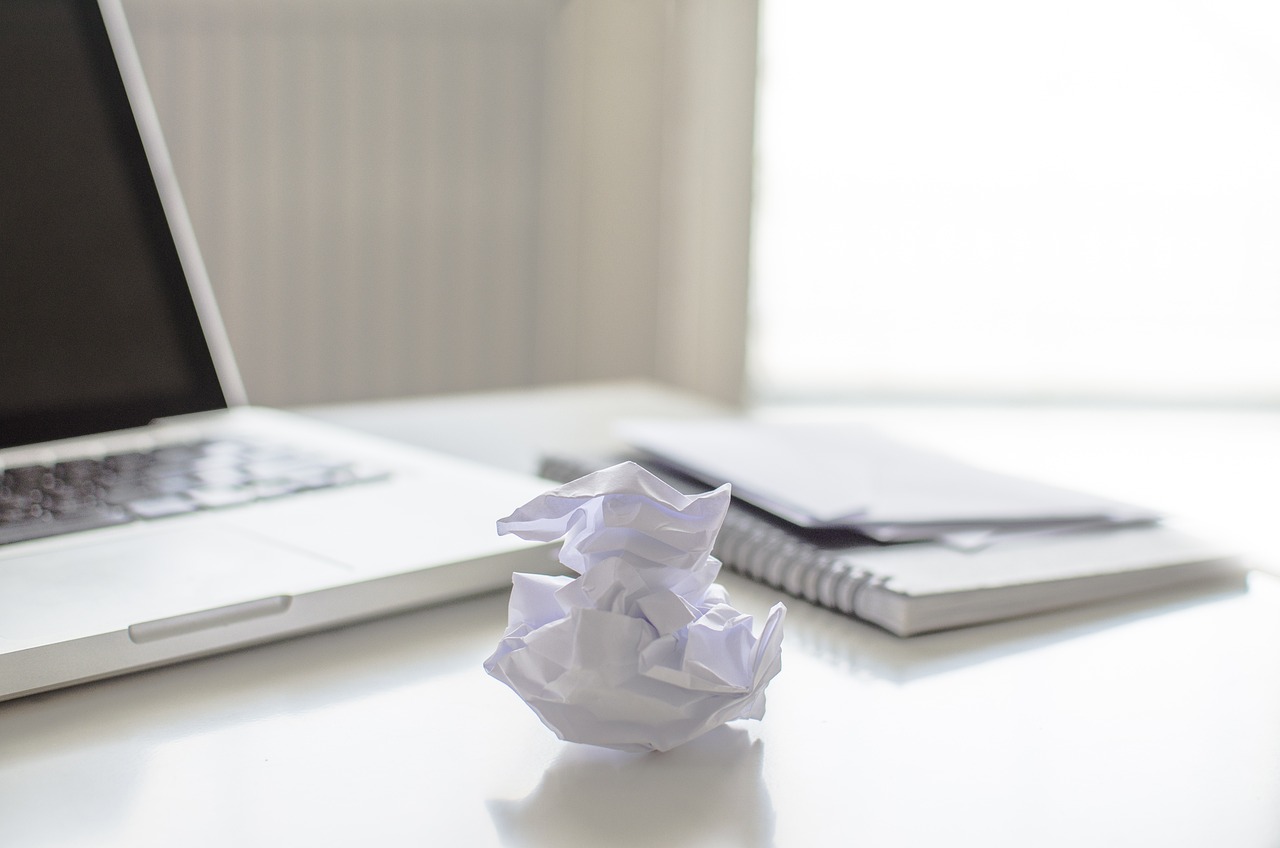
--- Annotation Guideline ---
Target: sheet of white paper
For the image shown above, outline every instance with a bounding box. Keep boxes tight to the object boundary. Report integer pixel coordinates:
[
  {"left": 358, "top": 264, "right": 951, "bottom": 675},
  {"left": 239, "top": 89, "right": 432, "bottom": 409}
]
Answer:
[
  {"left": 484, "top": 462, "right": 786, "bottom": 753},
  {"left": 618, "top": 418, "right": 1158, "bottom": 529}
]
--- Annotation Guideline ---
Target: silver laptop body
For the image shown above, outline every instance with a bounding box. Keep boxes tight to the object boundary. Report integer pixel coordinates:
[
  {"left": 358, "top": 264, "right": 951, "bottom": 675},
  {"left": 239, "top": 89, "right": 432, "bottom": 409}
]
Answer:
[{"left": 0, "top": 0, "right": 554, "bottom": 702}]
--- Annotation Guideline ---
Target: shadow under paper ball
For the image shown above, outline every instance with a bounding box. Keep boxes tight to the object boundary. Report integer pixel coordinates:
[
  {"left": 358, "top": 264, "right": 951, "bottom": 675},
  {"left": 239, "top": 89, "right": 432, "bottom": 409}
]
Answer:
[{"left": 487, "top": 725, "right": 776, "bottom": 848}]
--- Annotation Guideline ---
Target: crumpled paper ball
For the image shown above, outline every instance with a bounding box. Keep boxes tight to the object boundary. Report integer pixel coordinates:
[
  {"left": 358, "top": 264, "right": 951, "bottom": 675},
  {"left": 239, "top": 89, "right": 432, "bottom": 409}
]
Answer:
[{"left": 483, "top": 461, "right": 786, "bottom": 753}]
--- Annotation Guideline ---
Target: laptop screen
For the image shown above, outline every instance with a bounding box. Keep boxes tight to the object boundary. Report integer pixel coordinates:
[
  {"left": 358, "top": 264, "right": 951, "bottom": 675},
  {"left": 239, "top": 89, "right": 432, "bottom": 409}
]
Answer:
[{"left": 0, "top": 0, "right": 227, "bottom": 450}]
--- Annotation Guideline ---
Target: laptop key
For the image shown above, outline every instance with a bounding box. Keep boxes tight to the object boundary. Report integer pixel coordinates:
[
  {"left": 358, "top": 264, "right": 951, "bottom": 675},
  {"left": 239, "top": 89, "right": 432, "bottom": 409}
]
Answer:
[
  {"left": 125, "top": 495, "right": 199, "bottom": 519},
  {"left": 101, "top": 483, "right": 162, "bottom": 506},
  {"left": 186, "top": 485, "right": 259, "bottom": 509}
]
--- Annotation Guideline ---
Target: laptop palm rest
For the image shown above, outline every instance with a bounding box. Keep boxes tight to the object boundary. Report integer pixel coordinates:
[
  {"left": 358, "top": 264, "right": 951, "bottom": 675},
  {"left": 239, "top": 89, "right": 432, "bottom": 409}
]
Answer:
[{"left": 0, "top": 525, "right": 350, "bottom": 653}]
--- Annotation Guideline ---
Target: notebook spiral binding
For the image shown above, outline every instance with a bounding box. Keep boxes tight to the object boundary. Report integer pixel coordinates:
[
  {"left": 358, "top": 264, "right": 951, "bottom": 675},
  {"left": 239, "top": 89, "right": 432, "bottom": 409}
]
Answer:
[{"left": 718, "top": 508, "right": 876, "bottom": 614}]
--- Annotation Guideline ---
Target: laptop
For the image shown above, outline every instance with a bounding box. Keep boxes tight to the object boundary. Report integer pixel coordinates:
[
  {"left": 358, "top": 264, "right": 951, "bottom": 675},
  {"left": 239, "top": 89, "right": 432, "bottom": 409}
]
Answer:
[{"left": 0, "top": 0, "right": 557, "bottom": 702}]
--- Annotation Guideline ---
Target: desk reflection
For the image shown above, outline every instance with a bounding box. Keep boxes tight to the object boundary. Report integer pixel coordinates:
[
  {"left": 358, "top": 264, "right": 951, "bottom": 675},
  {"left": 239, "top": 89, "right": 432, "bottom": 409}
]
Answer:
[{"left": 489, "top": 725, "right": 775, "bottom": 848}]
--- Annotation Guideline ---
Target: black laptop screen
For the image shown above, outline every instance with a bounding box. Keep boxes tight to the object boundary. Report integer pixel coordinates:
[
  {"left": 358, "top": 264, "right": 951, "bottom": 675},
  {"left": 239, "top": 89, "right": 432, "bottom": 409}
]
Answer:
[{"left": 0, "top": 0, "right": 227, "bottom": 450}]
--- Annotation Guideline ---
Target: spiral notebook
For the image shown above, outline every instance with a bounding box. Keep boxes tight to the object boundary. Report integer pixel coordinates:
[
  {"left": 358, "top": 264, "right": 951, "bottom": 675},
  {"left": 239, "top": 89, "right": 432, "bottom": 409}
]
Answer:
[{"left": 539, "top": 453, "right": 1241, "bottom": 636}]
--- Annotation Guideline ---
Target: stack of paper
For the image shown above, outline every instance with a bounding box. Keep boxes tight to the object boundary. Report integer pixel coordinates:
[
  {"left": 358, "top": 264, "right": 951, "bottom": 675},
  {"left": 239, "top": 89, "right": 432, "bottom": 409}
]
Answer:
[{"left": 617, "top": 419, "right": 1160, "bottom": 550}]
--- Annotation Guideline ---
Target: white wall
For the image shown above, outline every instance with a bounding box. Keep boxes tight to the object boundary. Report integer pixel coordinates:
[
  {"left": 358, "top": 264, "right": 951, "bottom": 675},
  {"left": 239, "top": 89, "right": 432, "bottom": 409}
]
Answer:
[{"left": 124, "top": 0, "right": 759, "bottom": 406}]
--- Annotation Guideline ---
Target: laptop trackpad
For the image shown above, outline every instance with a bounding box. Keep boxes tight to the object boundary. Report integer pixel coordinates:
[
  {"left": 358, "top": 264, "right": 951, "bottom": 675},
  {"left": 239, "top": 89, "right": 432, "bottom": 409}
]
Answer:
[{"left": 0, "top": 526, "right": 350, "bottom": 652}]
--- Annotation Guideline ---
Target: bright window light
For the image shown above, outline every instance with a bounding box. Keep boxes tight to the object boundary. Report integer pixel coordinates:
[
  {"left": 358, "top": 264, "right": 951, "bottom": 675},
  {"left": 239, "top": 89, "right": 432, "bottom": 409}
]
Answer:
[{"left": 749, "top": 0, "right": 1280, "bottom": 404}]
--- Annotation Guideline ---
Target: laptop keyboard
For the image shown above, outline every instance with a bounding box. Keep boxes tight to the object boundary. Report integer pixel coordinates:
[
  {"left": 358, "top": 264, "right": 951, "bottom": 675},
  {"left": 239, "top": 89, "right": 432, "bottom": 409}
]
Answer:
[{"left": 0, "top": 438, "right": 388, "bottom": 546}]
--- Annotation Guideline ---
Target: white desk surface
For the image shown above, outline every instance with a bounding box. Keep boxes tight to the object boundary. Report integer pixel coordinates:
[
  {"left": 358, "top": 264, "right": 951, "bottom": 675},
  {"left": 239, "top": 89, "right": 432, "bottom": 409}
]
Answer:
[{"left": 3, "top": 381, "right": 1278, "bottom": 848}]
